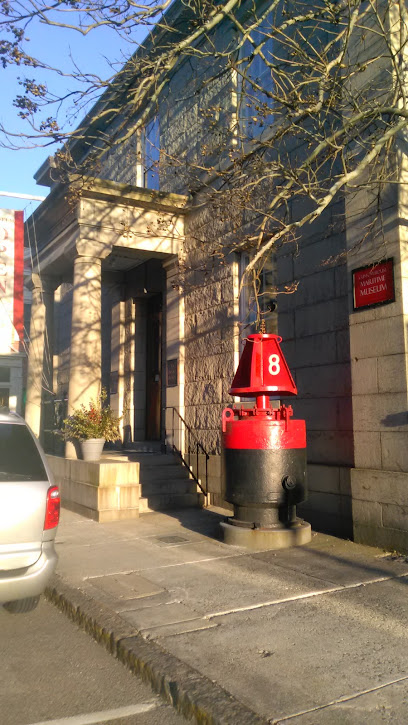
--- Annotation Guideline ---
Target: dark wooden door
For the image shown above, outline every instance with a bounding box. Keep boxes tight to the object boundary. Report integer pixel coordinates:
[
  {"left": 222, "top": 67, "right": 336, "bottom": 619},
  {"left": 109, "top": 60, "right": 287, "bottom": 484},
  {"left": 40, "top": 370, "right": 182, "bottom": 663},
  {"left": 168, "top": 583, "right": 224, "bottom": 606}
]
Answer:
[{"left": 145, "top": 294, "right": 162, "bottom": 440}]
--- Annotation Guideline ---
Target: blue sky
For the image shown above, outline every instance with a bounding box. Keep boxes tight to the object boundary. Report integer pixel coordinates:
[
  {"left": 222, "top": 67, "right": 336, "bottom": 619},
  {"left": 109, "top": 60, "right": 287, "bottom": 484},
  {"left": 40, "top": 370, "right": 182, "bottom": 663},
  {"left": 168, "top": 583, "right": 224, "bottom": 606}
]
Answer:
[{"left": 0, "top": 15, "right": 145, "bottom": 216}]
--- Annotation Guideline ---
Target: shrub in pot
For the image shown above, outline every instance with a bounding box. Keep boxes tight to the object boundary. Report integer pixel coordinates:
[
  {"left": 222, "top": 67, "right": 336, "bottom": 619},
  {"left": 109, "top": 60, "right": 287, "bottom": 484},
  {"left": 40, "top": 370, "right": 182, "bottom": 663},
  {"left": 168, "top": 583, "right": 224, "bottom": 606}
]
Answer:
[{"left": 59, "top": 390, "right": 121, "bottom": 460}]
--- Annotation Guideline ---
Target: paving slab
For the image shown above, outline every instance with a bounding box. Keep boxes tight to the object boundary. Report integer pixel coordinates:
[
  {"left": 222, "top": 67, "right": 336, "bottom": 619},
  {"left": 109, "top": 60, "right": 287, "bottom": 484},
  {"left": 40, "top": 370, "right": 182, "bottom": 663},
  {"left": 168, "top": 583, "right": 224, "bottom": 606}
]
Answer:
[
  {"left": 88, "top": 573, "right": 165, "bottom": 600},
  {"left": 158, "top": 577, "right": 408, "bottom": 722},
  {"left": 46, "top": 506, "right": 408, "bottom": 724},
  {"left": 278, "top": 678, "right": 408, "bottom": 725}
]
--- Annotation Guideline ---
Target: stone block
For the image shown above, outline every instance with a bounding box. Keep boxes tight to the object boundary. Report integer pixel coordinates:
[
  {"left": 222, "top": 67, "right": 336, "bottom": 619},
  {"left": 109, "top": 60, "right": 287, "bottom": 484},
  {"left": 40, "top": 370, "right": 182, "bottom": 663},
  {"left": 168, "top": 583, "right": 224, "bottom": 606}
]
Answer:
[
  {"left": 276, "top": 253, "right": 294, "bottom": 284},
  {"left": 99, "top": 461, "right": 139, "bottom": 486},
  {"left": 381, "top": 432, "right": 408, "bottom": 473},
  {"left": 278, "top": 311, "right": 295, "bottom": 339},
  {"left": 48, "top": 455, "right": 141, "bottom": 521},
  {"left": 306, "top": 464, "right": 340, "bottom": 494},
  {"left": 350, "top": 315, "right": 405, "bottom": 358},
  {"left": 382, "top": 503, "right": 408, "bottom": 532},
  {"left": 208, "top": 454, "right": 221, "bottom": 478},
  {"left": 352, "top": 392, "right": 408, "bottom": 432},
  {"left": 185, "top": 381, "right": 222, "bottom": 406},
  {"left": 302, "top": 491, "right": 344, "bottom": 516},
  {"left": 293, "top": 270, "right": 336, "bottom": 307},
  {"left": 377, "top": 354, "right": 408, "bottom": 393},
  {"left": 339, "top": 467, "right": 352, "bottom": 496},
  {"left": 166, "top": 313, "right": 179, "bottom": 343},
  {"left": 195, "top": 305, "right": 235, "bottom": 337},
  {"left": 295, "top": 298, "right": 349, "bottom": 337},
  {"left": 62, "top": 478, "right": 98, "bottom": 510},
  {"left": 98, "top": 484, "right": 139, "bottom": 510},
  {"left": 293, "top": 237, "right": 344, "bottom": 278},
  {"left": 353, "top": 523, "right": 408, "bottom": 554},
  {"left": 185, "top": 353, "right": 235, "bottom": 383},
  {"left": 306, "top": 430, "right": 354, "bottom": 466},
  {"left": 351, "top": 468, "right": 408, "bottom": 507},
  {"left": 336, "top": 329, "right": 352, "bottom": 363},
  {"left": 353, "top": 431, "right": 382, "bottom": 469},
  {"left": 294, "top": 332, "right": 338, "bottom": 367},
  {"left": 194, "top": 403, "right": 225, "bottom": 431},
  {"left": 334, "top": 265, "right": 349, "bottom": 298},
  {"left": 351, "top": 357, "right": 378, "bottom": 395},
  {"left": 294, "top": 398, "right": 340, "bottom": 431},
  {"left": 296, "top": 363, "right": 352, "bottom": 399},
  {"left": 352, "top": 499, "right": 382, "bottom": 527}
]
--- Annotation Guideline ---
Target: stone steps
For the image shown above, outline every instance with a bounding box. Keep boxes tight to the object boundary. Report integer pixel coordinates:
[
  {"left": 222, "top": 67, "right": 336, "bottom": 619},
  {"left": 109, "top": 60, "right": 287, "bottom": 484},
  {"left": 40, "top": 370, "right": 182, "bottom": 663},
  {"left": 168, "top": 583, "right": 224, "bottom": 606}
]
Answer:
[
  {"left": 139, "top": 492, "right": 205, "bottom": 514},
  {"left": 107, "top": 449, "right": 204, "bottom": 513}
]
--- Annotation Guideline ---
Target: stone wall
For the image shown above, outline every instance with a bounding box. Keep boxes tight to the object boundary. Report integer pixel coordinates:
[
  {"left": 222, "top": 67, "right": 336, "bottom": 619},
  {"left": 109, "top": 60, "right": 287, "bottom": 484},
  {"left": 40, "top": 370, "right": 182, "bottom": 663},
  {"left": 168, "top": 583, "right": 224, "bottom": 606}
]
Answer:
[
  {"left": 47, "top": 454, "right": 140, "bottom": 522},
  {"left": 343, "top": 4, "right": 408, "bottom": 550},
  {"left": 278, "top": 193, "right": 353, "bottom": 535}
]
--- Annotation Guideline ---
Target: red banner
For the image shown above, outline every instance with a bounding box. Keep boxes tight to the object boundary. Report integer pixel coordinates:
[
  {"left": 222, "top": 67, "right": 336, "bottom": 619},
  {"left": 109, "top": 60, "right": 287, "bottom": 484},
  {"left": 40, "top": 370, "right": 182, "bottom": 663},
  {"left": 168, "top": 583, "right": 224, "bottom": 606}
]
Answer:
[{"left": 0, "top": 210, "right": 24, "bottom": 353}]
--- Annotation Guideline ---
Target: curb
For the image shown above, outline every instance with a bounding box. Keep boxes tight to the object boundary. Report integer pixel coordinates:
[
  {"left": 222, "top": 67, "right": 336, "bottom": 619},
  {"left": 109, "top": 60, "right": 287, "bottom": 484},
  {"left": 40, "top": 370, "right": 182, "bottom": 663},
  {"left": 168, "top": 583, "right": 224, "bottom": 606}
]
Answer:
[{"left": 45, "top": 574, "right": 268, "bottom": 725}]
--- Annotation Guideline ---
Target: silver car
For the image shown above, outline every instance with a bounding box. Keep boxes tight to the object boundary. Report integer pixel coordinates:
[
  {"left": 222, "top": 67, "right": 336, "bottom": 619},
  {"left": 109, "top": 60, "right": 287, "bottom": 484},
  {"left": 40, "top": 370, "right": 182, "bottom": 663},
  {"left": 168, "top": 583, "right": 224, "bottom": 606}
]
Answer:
[{"left": 0, "top": 410, "right": 59, "bottom": 613}]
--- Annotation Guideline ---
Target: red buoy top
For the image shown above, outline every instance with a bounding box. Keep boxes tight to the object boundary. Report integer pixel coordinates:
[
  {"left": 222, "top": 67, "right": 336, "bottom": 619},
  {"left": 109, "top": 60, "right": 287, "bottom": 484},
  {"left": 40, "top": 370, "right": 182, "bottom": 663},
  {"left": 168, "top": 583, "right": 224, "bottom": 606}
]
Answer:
[{"left": 229, "top": 333, "right": 297, "bottom": 397}]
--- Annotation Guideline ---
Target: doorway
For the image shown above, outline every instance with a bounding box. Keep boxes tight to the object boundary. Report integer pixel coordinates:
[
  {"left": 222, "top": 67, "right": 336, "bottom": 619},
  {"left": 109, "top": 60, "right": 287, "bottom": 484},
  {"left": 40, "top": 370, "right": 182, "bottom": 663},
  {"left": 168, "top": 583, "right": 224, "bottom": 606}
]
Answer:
[{"left": 145, "top": 294, "right": 162, "bottom": 440}]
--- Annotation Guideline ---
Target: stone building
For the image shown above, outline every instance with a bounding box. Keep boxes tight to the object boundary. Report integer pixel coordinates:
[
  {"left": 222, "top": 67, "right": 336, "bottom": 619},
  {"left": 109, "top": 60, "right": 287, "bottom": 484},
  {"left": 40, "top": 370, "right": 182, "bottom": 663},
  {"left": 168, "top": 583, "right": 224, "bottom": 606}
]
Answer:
[{"left": 24, "top": 0, "right": 408, "bottom": 549}]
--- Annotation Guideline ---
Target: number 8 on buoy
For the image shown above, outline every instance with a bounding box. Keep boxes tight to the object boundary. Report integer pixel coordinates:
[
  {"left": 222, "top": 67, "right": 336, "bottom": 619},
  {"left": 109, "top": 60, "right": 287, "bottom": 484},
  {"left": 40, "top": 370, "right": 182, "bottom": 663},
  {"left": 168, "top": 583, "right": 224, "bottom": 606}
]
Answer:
[{"left": 268, "top": 354, "right": 280, "bottom": 376}]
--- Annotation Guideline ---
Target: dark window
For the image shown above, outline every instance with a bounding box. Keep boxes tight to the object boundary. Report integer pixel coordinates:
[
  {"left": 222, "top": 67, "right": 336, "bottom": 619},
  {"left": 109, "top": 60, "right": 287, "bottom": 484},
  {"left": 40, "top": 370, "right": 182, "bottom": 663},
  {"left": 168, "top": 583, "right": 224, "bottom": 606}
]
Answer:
[
  {"left": 143, "top": 116, "right": 160, "bottom": 190},
  {"left": 0, "top": 424, "right": 48, "bottom": 481},
  {"left": 239, "top": 15, "right": 274, "bottom": 138},
  {"left": 0, "top": 367, "right": 10, "bottom": 382},
  {"left": 240, "top": 253, "right": 277, "bottom": 336}
]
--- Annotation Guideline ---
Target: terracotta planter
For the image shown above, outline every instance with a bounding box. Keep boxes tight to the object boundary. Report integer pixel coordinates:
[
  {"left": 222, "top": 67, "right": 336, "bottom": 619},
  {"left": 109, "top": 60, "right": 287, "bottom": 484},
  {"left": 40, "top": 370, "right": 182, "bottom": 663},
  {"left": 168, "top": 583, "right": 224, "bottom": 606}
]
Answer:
[{"left": 77, "top": 438, "right": 105, "bottom": 461}]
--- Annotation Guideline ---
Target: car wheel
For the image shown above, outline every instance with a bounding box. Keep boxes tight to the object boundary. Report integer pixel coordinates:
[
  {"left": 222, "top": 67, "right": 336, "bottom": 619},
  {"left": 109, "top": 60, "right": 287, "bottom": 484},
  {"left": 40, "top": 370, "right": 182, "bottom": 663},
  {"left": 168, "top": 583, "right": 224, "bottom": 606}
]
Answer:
[{"left": 3, "top": 596, "right": 40, "bottom": 614}]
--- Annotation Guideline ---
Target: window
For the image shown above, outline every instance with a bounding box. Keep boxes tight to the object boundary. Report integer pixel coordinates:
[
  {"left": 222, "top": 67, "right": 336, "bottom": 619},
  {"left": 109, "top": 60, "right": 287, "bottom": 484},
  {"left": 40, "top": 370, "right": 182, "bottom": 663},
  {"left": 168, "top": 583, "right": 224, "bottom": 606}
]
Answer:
[
  {"left": 0, "top": 367, "right": 10, "bottom": 382},
  {"left": 143, "top": 116, "right": 160, "bottom": 190},
  {"left": 239, "top": 15, "right": 274, "bottom": 139},
  {"left": 0, "top": 423, "right": 47, "bottom": 480},
  {"left": 239, "top": 252, "right": 277, "bottom": 337}
]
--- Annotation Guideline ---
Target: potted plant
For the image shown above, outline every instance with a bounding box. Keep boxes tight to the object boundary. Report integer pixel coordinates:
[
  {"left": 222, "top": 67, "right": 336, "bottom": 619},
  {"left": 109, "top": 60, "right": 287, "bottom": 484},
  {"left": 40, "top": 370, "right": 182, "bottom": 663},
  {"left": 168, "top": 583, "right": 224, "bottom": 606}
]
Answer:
[{"left": 59, "top": 390, "right": 121, "bottom": 461}]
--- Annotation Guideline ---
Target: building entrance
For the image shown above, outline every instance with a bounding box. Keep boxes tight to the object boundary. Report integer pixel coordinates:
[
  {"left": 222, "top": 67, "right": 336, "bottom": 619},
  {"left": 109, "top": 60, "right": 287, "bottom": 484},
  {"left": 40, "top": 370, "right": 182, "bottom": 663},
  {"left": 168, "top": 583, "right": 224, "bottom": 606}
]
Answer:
[{"left": 145, "top": 294, "right": 162, "bottom": 440}]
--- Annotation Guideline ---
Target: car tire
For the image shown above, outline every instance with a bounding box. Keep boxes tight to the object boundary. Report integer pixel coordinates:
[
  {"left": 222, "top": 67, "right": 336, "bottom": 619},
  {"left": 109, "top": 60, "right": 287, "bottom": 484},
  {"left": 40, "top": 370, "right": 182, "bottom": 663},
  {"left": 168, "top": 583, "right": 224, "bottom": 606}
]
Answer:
[{"left": 3, "top": 596, "right": 40, "bottom": 614}]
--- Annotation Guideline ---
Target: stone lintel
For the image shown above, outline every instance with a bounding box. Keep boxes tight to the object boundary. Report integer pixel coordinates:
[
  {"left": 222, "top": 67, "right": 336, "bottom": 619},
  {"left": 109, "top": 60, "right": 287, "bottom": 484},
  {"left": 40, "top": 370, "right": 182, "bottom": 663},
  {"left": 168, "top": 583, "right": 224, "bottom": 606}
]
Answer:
[
  {"left": 76, "top": 176, "right": 189, "bottom": 214},
  {"left": 26, "top": 176, "right": 187, "bottom": 280}
]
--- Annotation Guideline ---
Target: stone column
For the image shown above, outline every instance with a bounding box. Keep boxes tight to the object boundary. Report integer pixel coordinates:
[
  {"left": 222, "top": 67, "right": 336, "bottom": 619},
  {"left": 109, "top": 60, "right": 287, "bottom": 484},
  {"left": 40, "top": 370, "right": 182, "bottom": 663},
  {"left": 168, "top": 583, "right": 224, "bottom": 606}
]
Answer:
[
  {"left": 25, "top": 273, "right": 55, "bottom": 438},
  {"left": 67, "top": 253, "right": 102, "bottom": 417},
  {"left": 66, "top": 253, "right": 102, "bottom": 457}
]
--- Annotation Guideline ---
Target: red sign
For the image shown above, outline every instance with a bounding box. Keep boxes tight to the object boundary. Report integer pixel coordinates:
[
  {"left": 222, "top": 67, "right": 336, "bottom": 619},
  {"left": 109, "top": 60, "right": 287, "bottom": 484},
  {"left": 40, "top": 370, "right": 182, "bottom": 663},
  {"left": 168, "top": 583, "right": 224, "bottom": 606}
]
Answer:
[{"left": 353, "top": 259, "right": 394, "bottom": 310}]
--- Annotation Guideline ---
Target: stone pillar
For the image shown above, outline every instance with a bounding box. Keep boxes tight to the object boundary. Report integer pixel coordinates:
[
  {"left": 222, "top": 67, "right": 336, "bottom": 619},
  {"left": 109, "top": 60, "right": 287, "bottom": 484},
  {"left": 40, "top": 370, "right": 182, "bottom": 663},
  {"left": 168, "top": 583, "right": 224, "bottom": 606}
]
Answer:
[
  {"left": 163, "top": 258, "right": 184, "bottom": 453},
  {"left": 25, "top": 274, "right": 55, "bottom": 438},
  {"left": 66, "top": 253, "right": 102, "bottom": 457}
]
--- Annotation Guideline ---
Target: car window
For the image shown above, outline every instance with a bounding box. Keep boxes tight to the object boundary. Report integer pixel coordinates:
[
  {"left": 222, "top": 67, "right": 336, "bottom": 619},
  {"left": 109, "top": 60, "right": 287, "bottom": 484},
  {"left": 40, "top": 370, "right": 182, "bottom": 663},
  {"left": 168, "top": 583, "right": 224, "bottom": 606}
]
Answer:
[{"left": 0, "top": 424, "right": 48, "bottom": 481}]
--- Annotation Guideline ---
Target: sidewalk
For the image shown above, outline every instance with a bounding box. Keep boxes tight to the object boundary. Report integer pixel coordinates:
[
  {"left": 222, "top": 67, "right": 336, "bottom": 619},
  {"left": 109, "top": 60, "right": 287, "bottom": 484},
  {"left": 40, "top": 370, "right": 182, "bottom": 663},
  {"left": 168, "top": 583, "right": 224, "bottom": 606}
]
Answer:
[{"left": 46, "top": 505, "right": 408, "bottom": 724}]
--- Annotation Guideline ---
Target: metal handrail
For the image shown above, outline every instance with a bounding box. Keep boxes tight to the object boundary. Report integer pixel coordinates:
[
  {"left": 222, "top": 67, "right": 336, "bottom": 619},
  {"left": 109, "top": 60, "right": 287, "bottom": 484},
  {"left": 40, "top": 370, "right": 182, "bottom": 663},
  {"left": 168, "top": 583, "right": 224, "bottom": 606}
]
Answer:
[{"left": 165, "top": 406, "right": 209, "bottom": 496}]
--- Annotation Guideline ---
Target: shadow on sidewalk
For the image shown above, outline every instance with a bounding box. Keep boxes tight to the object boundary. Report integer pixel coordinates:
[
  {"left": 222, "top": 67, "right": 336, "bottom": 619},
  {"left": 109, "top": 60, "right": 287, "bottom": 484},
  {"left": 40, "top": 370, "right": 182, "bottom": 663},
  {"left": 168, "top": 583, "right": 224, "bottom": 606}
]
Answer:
[{"left": 157, "top": 506, "right": 228, "bottom": 541}]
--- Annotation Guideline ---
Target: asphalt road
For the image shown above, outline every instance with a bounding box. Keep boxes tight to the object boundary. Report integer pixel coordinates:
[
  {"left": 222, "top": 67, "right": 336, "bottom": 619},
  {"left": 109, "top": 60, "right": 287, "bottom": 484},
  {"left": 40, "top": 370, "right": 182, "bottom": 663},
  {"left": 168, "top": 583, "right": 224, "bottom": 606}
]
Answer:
[{"left": 0, "top": 597, "right": 188, "bottom": 725}]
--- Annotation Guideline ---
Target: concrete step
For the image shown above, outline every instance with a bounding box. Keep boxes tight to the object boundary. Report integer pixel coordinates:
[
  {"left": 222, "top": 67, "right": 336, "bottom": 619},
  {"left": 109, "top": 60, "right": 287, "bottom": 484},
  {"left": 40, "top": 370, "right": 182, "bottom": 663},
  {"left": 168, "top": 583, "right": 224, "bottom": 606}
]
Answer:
[
  {"left": 105, "top": 449, "right": 205, "bottom": 514},
  {"left": 139, "top": 492, "right": 205, "bottom": 514},
  {"left": 141, "top": 479, "right": 198, "bottom": 496},
  {"left": 122, "top": 452, "right": 181, "bottom": 467},
  {"left": 139, "top": 465, "right": 190, "bottom": 482},
  {"left": 123, "top": 441, "right": 163, "bottom": 453}
]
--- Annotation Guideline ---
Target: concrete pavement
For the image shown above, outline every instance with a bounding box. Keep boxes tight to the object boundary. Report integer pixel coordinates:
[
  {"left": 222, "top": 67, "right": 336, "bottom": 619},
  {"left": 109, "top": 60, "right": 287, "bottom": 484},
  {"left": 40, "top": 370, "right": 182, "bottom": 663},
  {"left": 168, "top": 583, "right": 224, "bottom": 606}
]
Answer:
[{"left": 46, "top": 505, "right": 408, "bottom": 724}]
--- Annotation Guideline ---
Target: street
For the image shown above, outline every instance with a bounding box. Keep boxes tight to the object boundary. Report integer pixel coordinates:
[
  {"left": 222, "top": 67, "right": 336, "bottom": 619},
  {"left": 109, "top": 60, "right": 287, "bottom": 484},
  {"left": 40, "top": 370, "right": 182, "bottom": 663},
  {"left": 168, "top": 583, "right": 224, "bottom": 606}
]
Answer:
[{"left": 0, "top": 597, "right": 187, "bottom": 725}]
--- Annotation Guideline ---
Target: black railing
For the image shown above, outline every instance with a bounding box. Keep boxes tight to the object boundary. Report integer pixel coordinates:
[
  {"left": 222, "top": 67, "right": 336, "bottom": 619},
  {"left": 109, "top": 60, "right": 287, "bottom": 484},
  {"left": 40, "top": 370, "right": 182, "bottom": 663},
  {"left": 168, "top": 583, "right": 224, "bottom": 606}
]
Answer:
[{"left": 165, "top": 407, "right": 209, "bottom": 497}]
